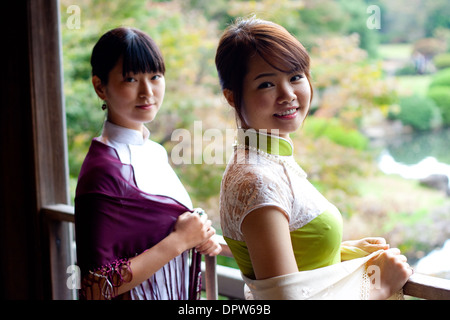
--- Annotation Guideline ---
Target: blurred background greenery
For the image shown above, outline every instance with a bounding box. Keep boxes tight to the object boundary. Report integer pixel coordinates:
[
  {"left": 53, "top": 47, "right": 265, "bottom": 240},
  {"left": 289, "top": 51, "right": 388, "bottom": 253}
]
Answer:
[{"left": 60, "top": 0, "right": 450, "bottom": 277}]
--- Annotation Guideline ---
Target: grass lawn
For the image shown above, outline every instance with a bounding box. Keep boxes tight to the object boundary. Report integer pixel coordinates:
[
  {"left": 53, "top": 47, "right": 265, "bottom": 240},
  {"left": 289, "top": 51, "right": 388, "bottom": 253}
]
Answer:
[
  {"left": 378, "top": 43, "right": 432, "bottom": 97},
  {"left": 378, "top": 43, "right": 413, "bottom": 60},
  {"left": 378, "top": 43, "right": 432, "bottom": 96},
  {"left": 395, "top": 75, "right": 432, "bottom": 96}
]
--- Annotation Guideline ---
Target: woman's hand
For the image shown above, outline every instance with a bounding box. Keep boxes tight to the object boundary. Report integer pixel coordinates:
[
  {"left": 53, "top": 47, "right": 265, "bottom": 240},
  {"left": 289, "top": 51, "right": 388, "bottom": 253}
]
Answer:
[
  {"left": 195, "top": 233, "right": 222, "bottom": 256},
  {"left": 192, "top": 209, "right": 222, "bottom": 256},
  {"left": 366, "top": 248, "right": 413, "bottom": 300},
  {"left": 172, "top": 211, "right": 214, "bottom": 251},
  {"left": 342, "top": 237, "right": 390, "bottom": 254},
  {"left": 172, "top": 210, "right": 219, "bottom": 254}
]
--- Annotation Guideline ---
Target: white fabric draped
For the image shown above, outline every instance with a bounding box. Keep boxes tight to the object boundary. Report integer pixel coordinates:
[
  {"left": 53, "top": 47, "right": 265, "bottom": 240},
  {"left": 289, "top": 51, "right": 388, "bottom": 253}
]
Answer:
[{"left": 242, "top": 251, "right": 404, "bottom": 300}]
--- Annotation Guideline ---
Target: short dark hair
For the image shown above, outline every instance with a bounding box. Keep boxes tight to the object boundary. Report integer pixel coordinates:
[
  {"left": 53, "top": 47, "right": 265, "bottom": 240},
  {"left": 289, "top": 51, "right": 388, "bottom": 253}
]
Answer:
[
  {"left": 215, "top": 18, "right": 312, "bottom": 125},
  {"left": 91, "top": 27, "right": 165, "bottom": 84}
]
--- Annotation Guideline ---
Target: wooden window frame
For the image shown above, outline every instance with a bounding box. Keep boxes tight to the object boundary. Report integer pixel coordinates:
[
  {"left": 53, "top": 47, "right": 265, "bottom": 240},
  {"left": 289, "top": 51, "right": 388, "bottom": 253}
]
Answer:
[
  {"left": 1, "top": 0, "right": 72, "bottom": 299},
  {"left": 28, "top": 0, "right": 74, "bottom": 299}
]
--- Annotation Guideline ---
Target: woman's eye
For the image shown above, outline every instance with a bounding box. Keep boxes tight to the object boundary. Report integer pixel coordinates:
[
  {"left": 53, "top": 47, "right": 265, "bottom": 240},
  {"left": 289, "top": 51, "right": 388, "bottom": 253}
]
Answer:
[
  {"left": 257, "top": 82, "right": 274, "bottom": 89},
  {"left": 152, "top": 74, "right": 162, "bottom": 81},
  {"left": 291, "top": 75, "right": 303, "bottom": 82},
  {"left": 124, "top": 77, "right": 137, "bottom": 82}
]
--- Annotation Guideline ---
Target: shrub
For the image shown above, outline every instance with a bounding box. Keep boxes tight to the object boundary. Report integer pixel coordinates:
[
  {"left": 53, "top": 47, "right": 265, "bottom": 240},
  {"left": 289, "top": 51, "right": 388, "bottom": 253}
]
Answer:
[
  {"left": 433, "top": 53, "right": 450, "bottom": 70},
  {"left": 303, "top": 117, "right": 369, "bottom": 150},
  {"left": 390, "top": 95, "right": 441, "bottom": 131},
  {"left": 429, "top": 68, "right": 450, "bottom": 88},
  {"left": 427, "top": 86, "right": 450, "bottom": 126},
  {"left": 395, "top": 62, "right": 418, "bottom": 76}
]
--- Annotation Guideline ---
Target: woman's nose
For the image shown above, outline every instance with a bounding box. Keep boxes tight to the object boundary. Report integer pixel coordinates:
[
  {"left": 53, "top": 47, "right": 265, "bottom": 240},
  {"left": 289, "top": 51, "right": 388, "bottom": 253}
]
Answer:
[
  {"left": 277, "top": 83, "right": 296, "bottom": 104},
  {"left": 140, "top": 79, "right": 153, "bottom": 98}
]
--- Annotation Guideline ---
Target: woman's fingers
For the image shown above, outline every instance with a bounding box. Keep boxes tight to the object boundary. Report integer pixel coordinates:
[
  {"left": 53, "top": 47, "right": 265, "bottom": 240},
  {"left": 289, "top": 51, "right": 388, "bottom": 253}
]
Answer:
[
  {"left": 196, "top": 234, "right": 222, "bottom": 256},
  {"left": 181, "top": 208, "right": 221, "bottom": 254}
]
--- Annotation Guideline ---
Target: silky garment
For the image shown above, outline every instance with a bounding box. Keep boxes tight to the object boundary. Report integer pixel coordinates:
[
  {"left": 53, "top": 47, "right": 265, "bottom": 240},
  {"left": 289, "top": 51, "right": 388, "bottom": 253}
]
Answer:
[
  {"left": 242, "top": 252, "right": 377, "bottom": 300},
  {"left": 75, "top": 139, "right": 201, "bottom": 300},
  {"left": 243, "top": 249, "right": 404, "bottom": 300}
]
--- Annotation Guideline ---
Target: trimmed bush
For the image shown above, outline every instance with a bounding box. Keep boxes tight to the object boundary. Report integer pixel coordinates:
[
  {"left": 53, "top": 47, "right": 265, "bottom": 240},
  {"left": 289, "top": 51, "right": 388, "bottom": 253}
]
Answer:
[
  {"left": 433, "top": 53, "right": 450, "bottom": 70},
  {"left": 427, "top": 86, "right": 450, "bottom": 126},
  {"left": 390, "top": 95, "right": 442, "bottom": 131},
  {"left": 429, "top": 68, "right": 450, "bottom": 88}
]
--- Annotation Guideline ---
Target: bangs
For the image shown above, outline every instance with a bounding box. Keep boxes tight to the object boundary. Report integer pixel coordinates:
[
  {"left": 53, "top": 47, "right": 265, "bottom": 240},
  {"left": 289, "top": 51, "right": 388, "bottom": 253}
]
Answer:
[
  {"left": 91, "top": 27, "right": 165, "bottom": 84},
  {"left": 259, "top": 45, "right": 309, "bottom": 75},
  {"left": 255, "top": 27, "right": 310, "bottom": 75},
  {"left": 121, "top": 32, "right": 165, "bottom": 76}
]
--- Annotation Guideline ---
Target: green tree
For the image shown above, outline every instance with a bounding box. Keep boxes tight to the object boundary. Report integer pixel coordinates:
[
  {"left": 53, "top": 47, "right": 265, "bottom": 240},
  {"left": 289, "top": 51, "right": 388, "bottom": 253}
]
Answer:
[
  {"left": 337, "top": 0, "right": 380, "bottom": 58},
  {"left": 424, "top": 0, "right": 450, "bottom": 37}
]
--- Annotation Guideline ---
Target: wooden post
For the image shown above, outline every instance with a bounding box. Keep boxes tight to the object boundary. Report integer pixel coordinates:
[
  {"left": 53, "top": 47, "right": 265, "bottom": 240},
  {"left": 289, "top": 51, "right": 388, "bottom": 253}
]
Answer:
[{"left": 204, "top": 255, "right": 218, "bottom": 300}]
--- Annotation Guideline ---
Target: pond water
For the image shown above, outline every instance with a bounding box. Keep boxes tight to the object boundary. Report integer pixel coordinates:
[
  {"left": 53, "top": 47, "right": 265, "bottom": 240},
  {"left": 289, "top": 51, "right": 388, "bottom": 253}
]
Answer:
[
  {"left": 415, "top": 239, "right": 450, "bottom": 279},
  {"left": 374, "top": 128, "right": 450, "bottom": 279},
  {"left": 378, "top": 127, "right": 450, "bottom": 174},
  {"left": 379, "top": 152, "right": 450, "bottom": 183},
  {"left": 377, "top": 128, "right": 450, "bottom": 191}
]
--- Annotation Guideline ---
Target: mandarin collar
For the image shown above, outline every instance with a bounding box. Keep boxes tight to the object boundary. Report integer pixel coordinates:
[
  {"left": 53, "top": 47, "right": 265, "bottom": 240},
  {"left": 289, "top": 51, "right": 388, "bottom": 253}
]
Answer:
[
  {"left": 102, "top": 121, "right": 150, "bottom": 145},
  {"left": 236, "top": 129, "right": 293, "bottom": 156}
]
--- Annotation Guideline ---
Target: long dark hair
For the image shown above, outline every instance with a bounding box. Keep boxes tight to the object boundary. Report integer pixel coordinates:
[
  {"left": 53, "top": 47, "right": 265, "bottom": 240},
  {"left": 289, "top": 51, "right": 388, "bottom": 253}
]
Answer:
[{"left": 91, "top": 27, "right": 165, "bottom": 84}]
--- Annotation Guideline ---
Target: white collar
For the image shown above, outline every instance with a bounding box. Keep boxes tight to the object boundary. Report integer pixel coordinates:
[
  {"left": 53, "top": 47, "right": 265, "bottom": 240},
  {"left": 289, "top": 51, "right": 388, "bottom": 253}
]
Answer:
[{"left": 101, "top": 121, "right": 150, "bottom": 146}]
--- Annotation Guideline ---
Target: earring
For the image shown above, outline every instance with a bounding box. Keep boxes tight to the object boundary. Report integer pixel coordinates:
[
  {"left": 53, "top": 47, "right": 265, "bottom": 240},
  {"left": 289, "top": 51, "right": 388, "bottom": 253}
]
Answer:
[{"left": 101, "top": 102, "right": 107, "bottom": 110}]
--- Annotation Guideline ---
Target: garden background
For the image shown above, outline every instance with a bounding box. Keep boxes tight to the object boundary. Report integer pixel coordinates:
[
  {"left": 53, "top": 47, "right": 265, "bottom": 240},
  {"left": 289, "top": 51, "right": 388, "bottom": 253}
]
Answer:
[{"left": 60, "top": 0, "right": 450, "bottom": 278}]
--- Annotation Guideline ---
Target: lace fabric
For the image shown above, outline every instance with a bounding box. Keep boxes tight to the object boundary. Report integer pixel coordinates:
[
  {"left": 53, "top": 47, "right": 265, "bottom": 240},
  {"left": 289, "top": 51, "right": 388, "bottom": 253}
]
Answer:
[{"left": 220, "top": 147, "right": 330, "bottom": 241}]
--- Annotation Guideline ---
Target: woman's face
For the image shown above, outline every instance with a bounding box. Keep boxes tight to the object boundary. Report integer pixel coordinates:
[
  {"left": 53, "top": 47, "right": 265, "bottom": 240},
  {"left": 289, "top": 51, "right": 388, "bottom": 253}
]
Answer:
[
  {"left": 239, "top": 54, "right": 311, "bottom": 138},
  {"left": 93, "top": 58, "right": 165, "bottom": 131}
]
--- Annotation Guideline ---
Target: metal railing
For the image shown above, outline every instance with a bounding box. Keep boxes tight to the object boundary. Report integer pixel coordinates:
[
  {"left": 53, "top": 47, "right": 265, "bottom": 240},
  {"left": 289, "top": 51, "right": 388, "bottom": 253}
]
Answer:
[{"left": 42, "top": 204, "right": 450, "bottom": 300}]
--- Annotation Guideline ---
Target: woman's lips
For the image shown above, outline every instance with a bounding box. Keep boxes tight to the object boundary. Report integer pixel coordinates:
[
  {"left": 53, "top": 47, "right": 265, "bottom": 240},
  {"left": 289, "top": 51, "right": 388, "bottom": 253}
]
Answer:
[
  {"left": 274, "top": 107, "right": 299, "bottom": 119},
  {"left": 136, "top": 104, "right": 154, "bottom": 110}
]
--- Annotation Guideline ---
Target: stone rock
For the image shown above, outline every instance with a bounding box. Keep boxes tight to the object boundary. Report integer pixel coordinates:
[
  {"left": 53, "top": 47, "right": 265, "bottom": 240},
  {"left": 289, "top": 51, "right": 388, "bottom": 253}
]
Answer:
[{"left": 419, "top": 174, "right": 450, "bottom": 196}]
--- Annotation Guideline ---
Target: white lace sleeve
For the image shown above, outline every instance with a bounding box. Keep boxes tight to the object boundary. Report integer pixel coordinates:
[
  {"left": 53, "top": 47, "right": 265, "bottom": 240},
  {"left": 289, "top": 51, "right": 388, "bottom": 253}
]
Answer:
[{"left": 220, "top": 153, "right": 293, "bottom": 241}]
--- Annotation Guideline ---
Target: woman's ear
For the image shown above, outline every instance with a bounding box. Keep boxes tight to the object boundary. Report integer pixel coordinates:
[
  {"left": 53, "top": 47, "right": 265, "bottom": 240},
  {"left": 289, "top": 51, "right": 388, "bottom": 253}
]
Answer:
[
  {"left": 92, "top": 76, "right": 107, "bottom": 100},
  {"left": 223, "top": 89, "right": 235, "bottom": 108}
]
